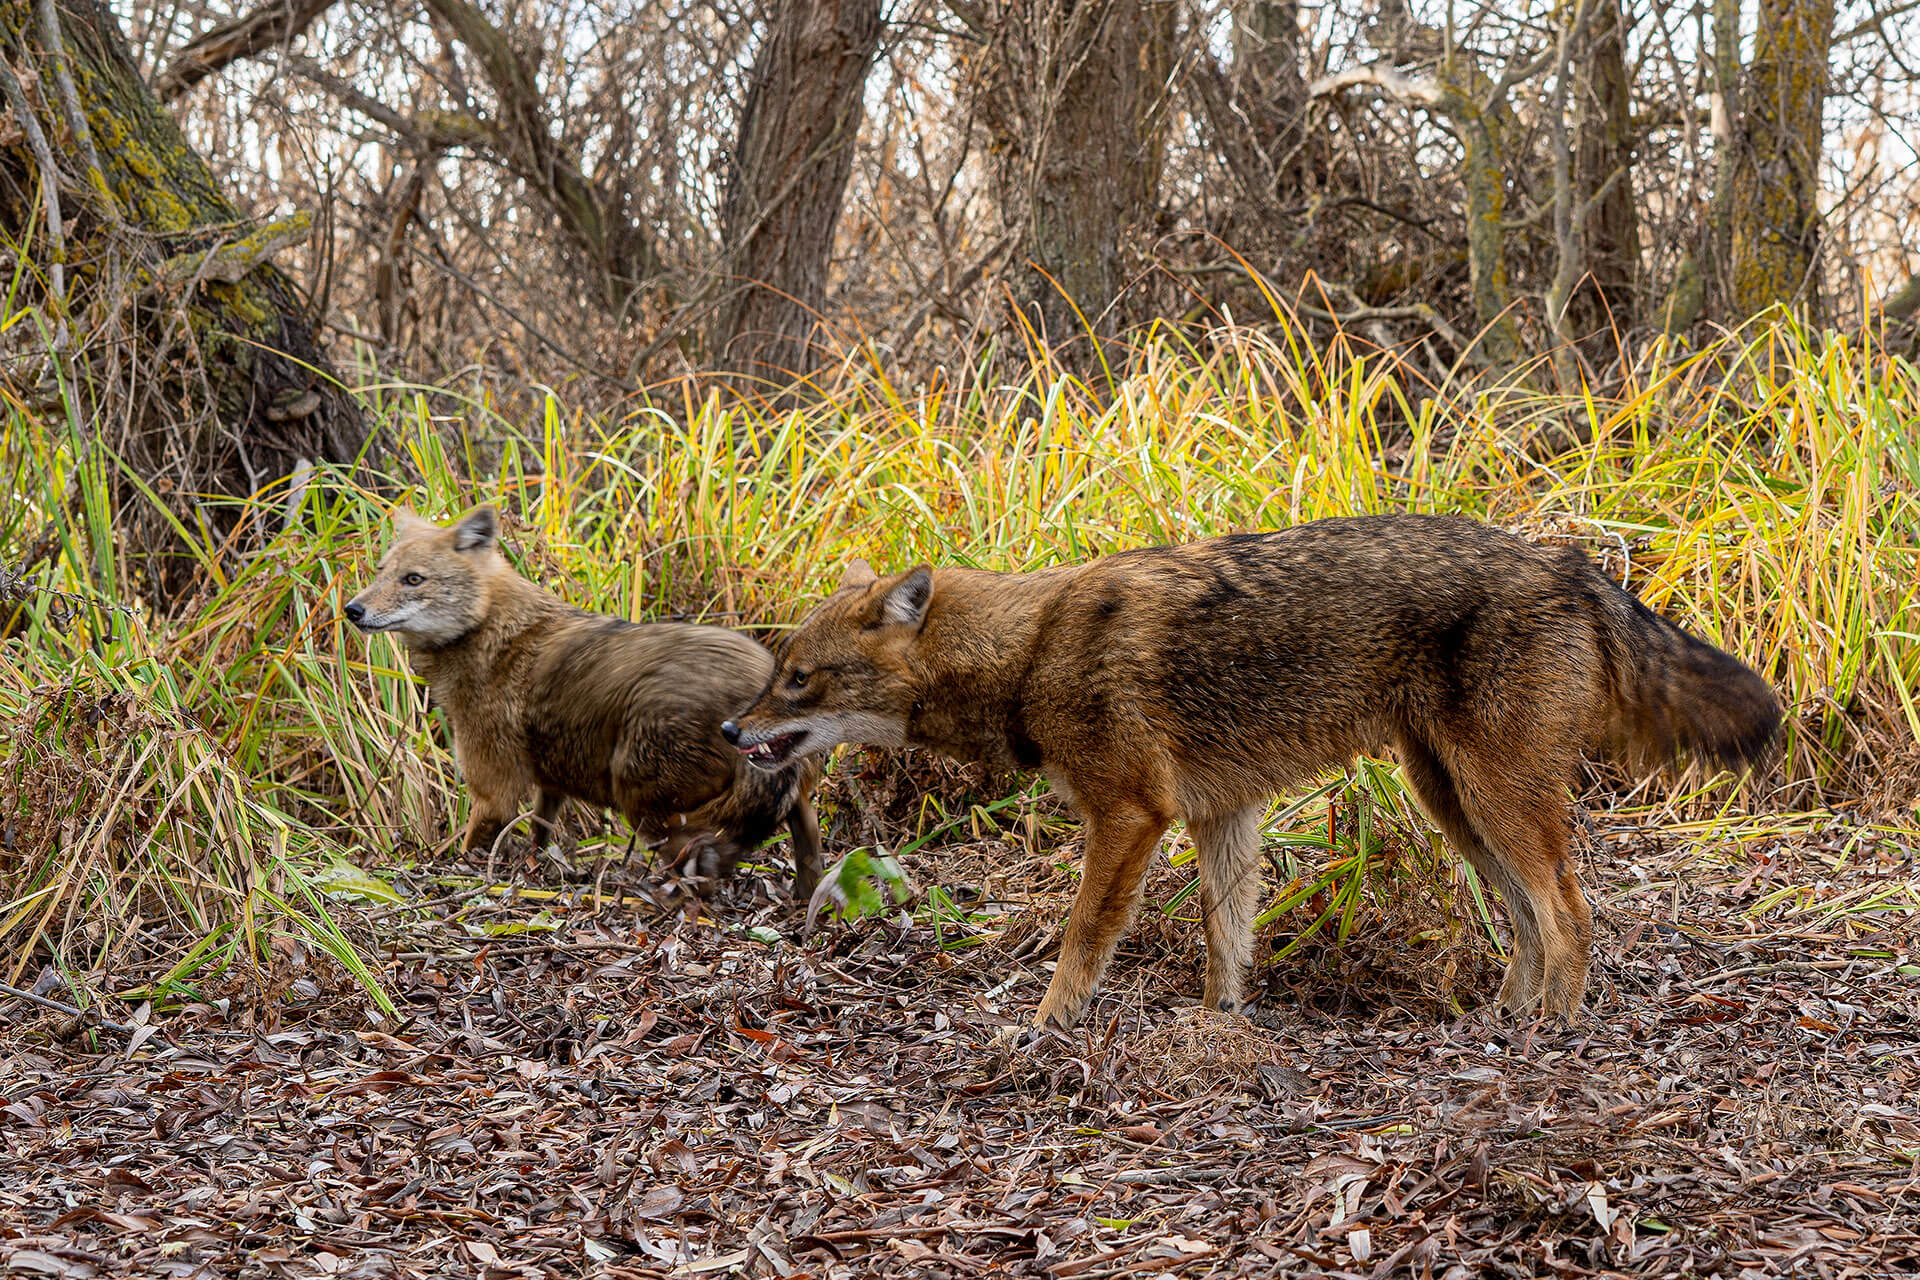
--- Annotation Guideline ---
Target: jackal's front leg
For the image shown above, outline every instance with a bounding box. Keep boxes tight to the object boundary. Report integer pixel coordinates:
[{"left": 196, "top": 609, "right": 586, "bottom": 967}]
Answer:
[
  {"left": 461, "top": 789, "right": 520, "bottom": 854},
  {"left": 532, "top": 788, "right": 567, "bottom": 838},
  {"left": 1032, "top": 803, "right": 1169, "bottom": 1029}
]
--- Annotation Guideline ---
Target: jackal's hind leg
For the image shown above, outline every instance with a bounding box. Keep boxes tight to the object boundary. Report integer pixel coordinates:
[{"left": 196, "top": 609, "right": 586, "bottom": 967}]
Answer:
[
  {"left": 1448, "top": 755, "right": 1591, "bottom": 1019},
  {"left": 1189, "top": 806, "right": 1263, "bottom": 1015},
  {"left": 1395, "top": 734, "right": 1548, "bottom": 1013}
]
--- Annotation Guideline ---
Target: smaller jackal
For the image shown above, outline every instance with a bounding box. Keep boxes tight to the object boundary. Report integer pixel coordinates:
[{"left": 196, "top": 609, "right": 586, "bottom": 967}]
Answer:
[
  {"left": 724, "top": 515, "right": 1781, "bottom": 1028},
  {"left": 346, "top": 505, "right": 822, "bottom": 894}
]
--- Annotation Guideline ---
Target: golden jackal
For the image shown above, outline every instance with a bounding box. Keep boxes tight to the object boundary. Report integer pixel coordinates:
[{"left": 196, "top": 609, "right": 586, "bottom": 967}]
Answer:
[
  {"left": 347, "top": 505, "right": 822, "bottom": 894},
  {"left": 724, "top": 514, "right": 1779, "bottom": 1027}
]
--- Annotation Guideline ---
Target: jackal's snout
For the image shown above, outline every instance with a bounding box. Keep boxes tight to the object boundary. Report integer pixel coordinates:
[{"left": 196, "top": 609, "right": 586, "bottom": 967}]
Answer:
[{"left": 722, "top": 711, "right": 810, "bottom": 770}]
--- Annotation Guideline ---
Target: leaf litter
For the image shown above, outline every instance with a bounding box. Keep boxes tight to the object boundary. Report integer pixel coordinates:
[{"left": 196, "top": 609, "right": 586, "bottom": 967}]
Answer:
[{"left": 2, "top": 808, "right": 1918, "bottom": 1279}]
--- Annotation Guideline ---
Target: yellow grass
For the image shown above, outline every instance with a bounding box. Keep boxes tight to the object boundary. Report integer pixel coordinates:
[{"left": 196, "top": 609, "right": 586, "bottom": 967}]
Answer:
[{"left": 2, "top": 317, "right": 1916, "bottom": 1004}]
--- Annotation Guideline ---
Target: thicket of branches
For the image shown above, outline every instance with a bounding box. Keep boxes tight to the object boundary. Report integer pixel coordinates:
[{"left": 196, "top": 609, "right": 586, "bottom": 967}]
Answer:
[
  {"left": 125, "top": 0, "right": 1920, "bottom": 374},
  {"left": 2, "top": 0, "right": 1918, "bottom": 585}
]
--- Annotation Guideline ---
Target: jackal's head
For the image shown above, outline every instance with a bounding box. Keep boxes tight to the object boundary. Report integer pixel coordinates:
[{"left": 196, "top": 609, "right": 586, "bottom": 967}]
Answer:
[
  {"left": 344, "top": 506, "right": 505, "bottom": 647},
  {"left": 722, "top": 559, "right": 932, "bottom": 770}
]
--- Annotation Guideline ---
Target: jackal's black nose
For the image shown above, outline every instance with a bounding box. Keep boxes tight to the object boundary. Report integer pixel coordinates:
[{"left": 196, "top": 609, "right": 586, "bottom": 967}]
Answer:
[
  {"left": 344, "top": 602, "right": 366, "bottom": 624},
  {"left": 719, "top": 719, "right": 741, "bottom": 745}
]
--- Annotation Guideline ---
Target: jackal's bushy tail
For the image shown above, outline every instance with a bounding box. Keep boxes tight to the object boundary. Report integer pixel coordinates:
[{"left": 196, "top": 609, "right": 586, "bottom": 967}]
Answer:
[{"left": 1585, "top": 563, "right": 1782, "bottom": 775}]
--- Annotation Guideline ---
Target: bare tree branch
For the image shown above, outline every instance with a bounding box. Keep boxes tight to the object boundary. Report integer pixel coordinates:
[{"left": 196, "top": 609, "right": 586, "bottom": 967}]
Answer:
[
  {"left": 155, "top": 0, "right": 341, "bottom": 100},
  {"left": 1836, "top": 0, "right": 1920, "bottom": 44},
  {"left": 287, "top": 54, "right": 495, "bottom": 150},
  {"left": 1308, "top": 64, "right": 1444, "bottom": 108},
  {"left": 419, "top": 0, "right": 666, "bottom": 310},
  {"left": 0, "top": 52, "right": 66, "bottom": 314}
]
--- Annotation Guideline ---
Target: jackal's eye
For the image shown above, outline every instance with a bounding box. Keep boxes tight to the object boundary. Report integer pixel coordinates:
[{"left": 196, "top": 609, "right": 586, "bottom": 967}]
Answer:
[
  {"left": 402, "top": 572, "right": 425, "bottom": 587},
  {"left": 786, "top": 668, "right": 811, "bottom": 691}
]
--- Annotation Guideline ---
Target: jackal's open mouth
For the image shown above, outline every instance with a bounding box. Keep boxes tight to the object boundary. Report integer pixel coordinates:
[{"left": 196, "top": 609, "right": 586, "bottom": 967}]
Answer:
[{"left": 740, "top": 730, "right": 806, "bottom": 769}]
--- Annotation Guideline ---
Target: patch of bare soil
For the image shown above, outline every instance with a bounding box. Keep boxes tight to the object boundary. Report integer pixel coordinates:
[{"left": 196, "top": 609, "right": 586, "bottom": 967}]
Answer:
[{"left": 2, "top": 816, "right": 1917, "bottom": 1278}]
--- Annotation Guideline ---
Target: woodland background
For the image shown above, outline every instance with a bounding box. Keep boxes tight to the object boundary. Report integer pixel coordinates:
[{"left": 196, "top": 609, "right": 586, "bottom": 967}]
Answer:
[{"left": 3, "top": 0, "right": 1920, "bottom": 550}]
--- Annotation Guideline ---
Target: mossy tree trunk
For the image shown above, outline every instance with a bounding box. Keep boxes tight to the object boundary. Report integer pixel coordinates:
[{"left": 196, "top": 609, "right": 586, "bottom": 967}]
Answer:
[
  {"left": 1, "top": 0, "right": 365, "bottom": 602},
  {"left": 1566, "top": 0, "right": 1638, "bottom": 339},
  {"left": 1435, "top": 64, "right": 1521, "bottom": 367},
  {"left": 1728, "top": 0, "right": 1837, "bottom": 318},
  {"left": 1707, "top": 0, "right": 1742, "bottom": 304},
  {"left": 1312, "top": 17, "right": 1523, "bottom": 369}
]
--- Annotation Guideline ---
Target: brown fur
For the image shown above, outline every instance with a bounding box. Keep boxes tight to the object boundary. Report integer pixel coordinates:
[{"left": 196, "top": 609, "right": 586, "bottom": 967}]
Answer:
[
  {"left": 346, "top": 506, "right": 822, "bottom": 895},
  {"left": 726, "top": 514, "right": 1780, "bottom": 1026}
]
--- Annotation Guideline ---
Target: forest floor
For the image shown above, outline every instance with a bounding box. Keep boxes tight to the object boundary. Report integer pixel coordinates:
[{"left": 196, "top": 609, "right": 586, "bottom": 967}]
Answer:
[{"left": 3, "top": 812, "right": 1918, "bottom": 1279}]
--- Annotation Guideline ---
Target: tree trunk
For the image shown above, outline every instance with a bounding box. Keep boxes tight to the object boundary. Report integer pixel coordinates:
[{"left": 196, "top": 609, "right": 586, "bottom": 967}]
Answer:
[
  {"left": 1728, "top": 0, "right": 1837, "bottom": 318},
  {"left": 1309, "top": 57, "right": 1520, "bottom": 367},
  {"left": 0, "top": 0, "right": 365, "bottom": 602},
  {"left": 1436, "top": 60, "right": 1521, "bottom": 367},
  {"left": 1195, "top": 0, "right": 1305, "bottom": 211},
  {"left": 969, "top": 0, "right": 1175, "bottom": 361},
  {"left": 712, "top": 0, "right": 882, "bottom": 385},
  {"left": 1707, "top": 0, "right": 1742, "bottom": 306},
  {"left": 1232, "top": 0, "right": 1303, "bottom": 133},
  {"left": 1566, "top": 0, "right": 1638, "bottom": 339}
]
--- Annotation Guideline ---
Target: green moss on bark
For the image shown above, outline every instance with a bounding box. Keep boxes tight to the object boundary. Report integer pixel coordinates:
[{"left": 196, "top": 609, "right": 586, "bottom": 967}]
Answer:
[
  {"left": 1, "top": 0, "right": 366, "bottom": 603},
  {"left": 1728, "top": 0, "right": 1838, "bottom": 318}
]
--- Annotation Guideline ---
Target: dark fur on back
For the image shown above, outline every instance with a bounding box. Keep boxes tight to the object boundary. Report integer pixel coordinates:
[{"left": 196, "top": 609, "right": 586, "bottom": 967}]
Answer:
[{"left": 512, "top": 617, "right": 821, "bottom": 868}]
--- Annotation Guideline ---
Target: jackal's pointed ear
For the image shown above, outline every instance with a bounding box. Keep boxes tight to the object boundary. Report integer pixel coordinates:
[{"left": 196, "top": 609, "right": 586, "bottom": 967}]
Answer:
[
  {"left": 393, "top": 506, "right": 433, "bottom": 537},
  {"left": 879, "top": 565, "right": 933, "bottom": 628},
  {"left": 838, "top": 558, "right": 876, "bottom": 591},
  {"left": 451, "top": 504, "right": 499, "bottom": 552}
]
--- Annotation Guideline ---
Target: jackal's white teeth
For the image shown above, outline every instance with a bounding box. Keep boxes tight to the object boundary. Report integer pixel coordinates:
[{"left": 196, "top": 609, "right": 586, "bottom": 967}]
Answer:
[{"left": 740, "top": 730, "right": 804, "bottom": 768}]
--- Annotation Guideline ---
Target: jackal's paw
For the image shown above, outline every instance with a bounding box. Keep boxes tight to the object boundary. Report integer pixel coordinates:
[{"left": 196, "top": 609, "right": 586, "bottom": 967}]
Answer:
[{"left": 1494, "top": 993, "right": 1584, "bottom": 1029}]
